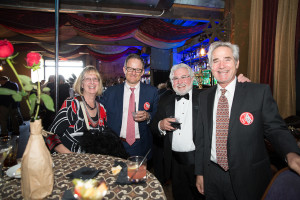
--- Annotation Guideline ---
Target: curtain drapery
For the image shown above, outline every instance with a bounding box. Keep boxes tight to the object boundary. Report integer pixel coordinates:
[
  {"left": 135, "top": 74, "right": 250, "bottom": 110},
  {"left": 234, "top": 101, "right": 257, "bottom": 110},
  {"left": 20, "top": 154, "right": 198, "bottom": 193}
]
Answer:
[
  {"left": 260, "top": 0, "right": 278, "bottom": 91},
  {"left": 273, "top": 0, "right": 298, "bottom": 118},
  {"left": 248, "top": 0, "right": 299, "bottom": 118},
  {"left": 0, "top": 8, "right": 206, "bottom": 50},
  {"left": 247, "top": 0, "right": 263, "bottom": 83}
]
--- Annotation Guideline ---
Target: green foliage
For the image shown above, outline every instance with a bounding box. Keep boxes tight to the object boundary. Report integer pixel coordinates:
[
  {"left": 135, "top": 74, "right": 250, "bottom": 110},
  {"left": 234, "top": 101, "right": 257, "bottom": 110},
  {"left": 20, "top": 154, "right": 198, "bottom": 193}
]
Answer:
[
  {"left": 0, "top": 72, "right": 55, "bottom": 118},
  {"left": 20, "top": 90, "right": 28, "bottom": 97},
  {"left": 12, "top": 93, "right": 22, "bottom": 102},
  {"left": 19, "top": 75, "right": 31, "bottom": 85},
  {"left": 0, "top": 87, "right": 17, "bottom": 95},
  {"left": 18, "top": 74, "right": 55, "bottom": 116},
  {"left": 41, "top": 94, "right": 55, "bottom": 112},
  {"left": 4, "top": 53, "right": 55, "bottom": 121},
  {"left": 42, "top": 87, "right": 50, "bottom": 92},
  {"left": 25, "top": 63, "right": 41, "bottom": 71},
  {"left": 24, "top": 84, "right": 33, "bottom": 91},
  {"left": 29, "top": 93, "right": 37, "bottom": 116}
]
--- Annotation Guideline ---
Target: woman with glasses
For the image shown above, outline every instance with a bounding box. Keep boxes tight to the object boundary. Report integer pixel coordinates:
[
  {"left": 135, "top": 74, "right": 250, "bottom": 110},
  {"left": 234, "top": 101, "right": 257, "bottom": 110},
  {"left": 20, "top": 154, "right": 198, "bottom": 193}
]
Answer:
[{"left": 46, "top": 66, "right": 107, "bottom": 153}]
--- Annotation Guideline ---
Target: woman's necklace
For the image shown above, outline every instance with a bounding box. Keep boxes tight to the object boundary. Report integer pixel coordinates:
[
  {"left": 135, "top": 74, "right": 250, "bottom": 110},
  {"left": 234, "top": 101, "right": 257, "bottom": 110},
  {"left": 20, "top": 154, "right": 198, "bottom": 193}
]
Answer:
[
  {"left": 83, "top": 102, "right": 99, "bottom": 127},
  {"left": 82, "top": 96, "right": 96, "bottom": 110}
]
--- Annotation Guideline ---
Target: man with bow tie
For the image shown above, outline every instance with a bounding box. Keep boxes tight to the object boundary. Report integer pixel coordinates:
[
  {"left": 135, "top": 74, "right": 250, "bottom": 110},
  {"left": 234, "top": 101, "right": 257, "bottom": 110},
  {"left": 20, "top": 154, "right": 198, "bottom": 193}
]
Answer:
[
  {"left": 151, "top": 63, "right": 204, "bottom": 199},
  {"left": 151, "top": 63, "right": 250, "bottom": 200}
]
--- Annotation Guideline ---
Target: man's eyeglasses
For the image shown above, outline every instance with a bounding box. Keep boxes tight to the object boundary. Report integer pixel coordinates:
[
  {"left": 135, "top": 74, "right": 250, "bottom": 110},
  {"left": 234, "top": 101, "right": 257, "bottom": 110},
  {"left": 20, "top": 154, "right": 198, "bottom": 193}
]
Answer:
[
  {"left": 172, "top": 75, "right": 191, "bottom": 82},
  {"left": 83, "top": 77, "right": 99, "bottom": 83},
  {"left": 126, "top": 67, "right": 143, "bottom": 73}
]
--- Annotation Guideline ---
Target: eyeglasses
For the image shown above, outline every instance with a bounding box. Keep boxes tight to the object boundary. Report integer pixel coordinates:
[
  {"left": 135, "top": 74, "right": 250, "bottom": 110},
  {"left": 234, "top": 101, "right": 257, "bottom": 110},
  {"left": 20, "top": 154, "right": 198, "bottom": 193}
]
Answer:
[
  {"left": 126, "top": 67, "right": 143, "bottom": 73},
  {"left": 172, "top": 75, "right": 191, "bottom": 82},
  {"left": 83, "top": 77, "right": 99, "bottom": 83}
]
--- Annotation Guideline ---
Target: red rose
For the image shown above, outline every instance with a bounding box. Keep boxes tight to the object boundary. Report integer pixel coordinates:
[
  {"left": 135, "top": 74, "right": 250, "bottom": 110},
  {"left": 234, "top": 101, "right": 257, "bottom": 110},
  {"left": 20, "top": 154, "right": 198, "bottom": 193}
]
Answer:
[
  {"left": 0, "top": 40, "right": 14, "bottom": 58},
  {"left": 26, "top": 52, "right": 41, "bottom": 67}
]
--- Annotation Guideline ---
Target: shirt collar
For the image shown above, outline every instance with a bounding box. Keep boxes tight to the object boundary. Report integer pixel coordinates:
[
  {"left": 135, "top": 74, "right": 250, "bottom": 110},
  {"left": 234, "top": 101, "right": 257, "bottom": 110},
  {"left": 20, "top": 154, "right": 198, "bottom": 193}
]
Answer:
[
  {"left": 217, "top": 76, "right": 236, "bottom": 96},
  {"left": 125, "top": 81, "right": 140, "bottom": 90}
]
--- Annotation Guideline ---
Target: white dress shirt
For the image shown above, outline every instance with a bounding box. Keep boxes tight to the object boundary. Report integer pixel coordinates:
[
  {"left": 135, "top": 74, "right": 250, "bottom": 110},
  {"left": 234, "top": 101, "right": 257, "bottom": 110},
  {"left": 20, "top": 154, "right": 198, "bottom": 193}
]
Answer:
[
  {"left": 210, "top": 77, "right": 236, "bottom": 163},
  {"left": 120, "top": 82, "right": 140, "bottom": 139},
  {"left": 158, "top": 89, "right": 195, "bottom": 152},
  {"left": 172, "top": 90, "right": 195, "bottom": 152}
]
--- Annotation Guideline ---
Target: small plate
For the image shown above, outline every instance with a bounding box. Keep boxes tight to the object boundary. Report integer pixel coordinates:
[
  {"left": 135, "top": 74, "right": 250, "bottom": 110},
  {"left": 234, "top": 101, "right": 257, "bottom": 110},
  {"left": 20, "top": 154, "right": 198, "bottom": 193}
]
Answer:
[{"left": 6, "top": 163, "right": 21, "bottom": 178}]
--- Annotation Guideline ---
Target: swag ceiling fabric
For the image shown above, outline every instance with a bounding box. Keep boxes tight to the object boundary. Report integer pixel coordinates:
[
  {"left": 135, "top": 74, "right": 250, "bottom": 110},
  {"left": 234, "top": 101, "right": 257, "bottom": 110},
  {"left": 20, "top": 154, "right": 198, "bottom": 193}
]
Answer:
[{"left": 0, "top": 8, "right": 206, "bottom": 59}]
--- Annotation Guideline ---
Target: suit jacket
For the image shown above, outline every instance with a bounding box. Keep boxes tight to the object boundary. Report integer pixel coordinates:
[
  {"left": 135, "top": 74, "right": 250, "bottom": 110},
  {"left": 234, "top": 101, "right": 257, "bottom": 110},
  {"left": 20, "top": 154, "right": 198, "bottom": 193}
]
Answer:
[
  {"left": 151, "top": 88, "right": 202, "bottom": 179},
  {"left": 0, "top": 80, "right": 19, "bottom": 108},
  {"left": 195, "top": 81, "right": 300, "bottom": 200},
  {"left": 100, "top": 82, "right": 159, "bottom": 159}
]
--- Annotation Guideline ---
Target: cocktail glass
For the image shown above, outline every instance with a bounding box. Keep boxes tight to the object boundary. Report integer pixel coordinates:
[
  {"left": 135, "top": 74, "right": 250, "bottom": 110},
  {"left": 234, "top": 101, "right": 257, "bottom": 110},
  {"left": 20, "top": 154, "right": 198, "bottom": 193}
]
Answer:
[
  {"left": 4, "top": 136, "right": 18, "bottom": 167},
  {"left": 0, "top": 136, "right": 13, "bottom": 182},
  {"left": 127, "top": 156, "right": 147, "bottom": 183},
  {"left": 169, "top": 116, "right": 181, "bottom": 129},
  {"left": 132, "top": 111, "right": 137, "bottom": 119}
]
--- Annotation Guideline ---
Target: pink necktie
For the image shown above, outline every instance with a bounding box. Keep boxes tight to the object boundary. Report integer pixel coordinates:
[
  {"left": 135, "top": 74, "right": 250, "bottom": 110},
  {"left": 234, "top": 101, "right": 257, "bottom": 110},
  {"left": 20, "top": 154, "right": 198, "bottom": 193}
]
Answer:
[
  {"left": 126, "top": 88, "right": 136, "bottom": 146},
  {"left": 216, "top": 89, "right": 229, "bottom": 171}
]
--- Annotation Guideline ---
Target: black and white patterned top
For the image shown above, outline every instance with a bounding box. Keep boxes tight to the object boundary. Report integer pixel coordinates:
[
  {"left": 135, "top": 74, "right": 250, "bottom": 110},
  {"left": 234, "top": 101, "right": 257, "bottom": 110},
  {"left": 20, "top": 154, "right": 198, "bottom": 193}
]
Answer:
[{"left": 46, "top": 96, "right": 107, "bottom": 152}]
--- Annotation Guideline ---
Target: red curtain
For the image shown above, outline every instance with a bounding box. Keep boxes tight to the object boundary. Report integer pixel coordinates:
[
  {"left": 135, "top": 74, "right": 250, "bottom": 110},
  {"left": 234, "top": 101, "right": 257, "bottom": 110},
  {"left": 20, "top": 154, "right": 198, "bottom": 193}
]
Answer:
[
  {"left": 67, "top": 14, "right": 141, "bottom": 38},
  {"left": 0, "top": 8, "right": 205, "bottom": 43},
  {"left": 14, "top": 43, "right": 86, "bottom": 59},
  {"left": 0, "top": 9, "right": 68, "bottom": 34},
  {"left": 88, "top": 47, "right": 139, "bottom": 62},
  {"left": 138, "top": 18, "right": 207, "bottom": 42},
  {"left": 260, "top": 0, "right": 278, "bottom": 92},
  {"left": 0, "top": 8, "right": 207, "bottom": 59}
]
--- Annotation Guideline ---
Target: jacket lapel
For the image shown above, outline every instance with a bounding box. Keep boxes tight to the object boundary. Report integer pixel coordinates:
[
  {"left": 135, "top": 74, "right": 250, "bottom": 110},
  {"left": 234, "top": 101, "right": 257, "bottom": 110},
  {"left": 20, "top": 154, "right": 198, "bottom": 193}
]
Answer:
[
  {"left": 192, "top": 89, "right": 199, "bottom": 140},
  {"left": 139, "top": 82, "right": 145, "bottom": 110},
  {"left": 166, "top": 93, "right": 176, "bottom": 144},
  {"left": 166, "top": 93, "right": 176, "bottom": 117},
  {"left": 116, "top": 84, "right": 125, "bottom": 128},
  {"left": 229, "top": 81, "right": 246, "bottom": 133},
  {"left": 207, "top": 86, "right": 217, "bottom": 142}
]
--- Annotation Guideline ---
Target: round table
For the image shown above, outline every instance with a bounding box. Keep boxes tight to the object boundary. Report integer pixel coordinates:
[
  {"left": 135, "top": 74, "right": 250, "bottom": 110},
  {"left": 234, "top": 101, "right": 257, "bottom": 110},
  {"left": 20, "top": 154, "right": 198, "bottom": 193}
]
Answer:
[{"left": 0, "top": 153, "right": 166, "bottom": 200}]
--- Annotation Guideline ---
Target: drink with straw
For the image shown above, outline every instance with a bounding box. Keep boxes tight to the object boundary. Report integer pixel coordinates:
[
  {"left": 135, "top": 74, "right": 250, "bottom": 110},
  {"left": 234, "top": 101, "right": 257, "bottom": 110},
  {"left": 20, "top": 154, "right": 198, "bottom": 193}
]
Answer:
[{"left": 127, "top": 156, "right": 147, "bottom": 182}]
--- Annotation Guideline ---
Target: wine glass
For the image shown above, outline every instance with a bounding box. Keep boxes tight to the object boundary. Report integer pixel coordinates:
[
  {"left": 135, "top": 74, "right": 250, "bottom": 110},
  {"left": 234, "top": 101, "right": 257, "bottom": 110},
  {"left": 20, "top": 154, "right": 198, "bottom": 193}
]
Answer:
[
  {"left": 0, "top": 136, "right": 13, "bottom": 182},
  {"left": 132, "top": 102, "right": 137, "bottom": 120}
]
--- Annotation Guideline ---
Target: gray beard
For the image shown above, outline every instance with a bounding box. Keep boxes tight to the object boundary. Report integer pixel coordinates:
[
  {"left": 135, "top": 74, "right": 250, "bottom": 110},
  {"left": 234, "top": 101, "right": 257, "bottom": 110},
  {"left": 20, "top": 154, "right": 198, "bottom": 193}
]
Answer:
[{"left": 173, "top": 83, "right": 193, "bottom": 96}]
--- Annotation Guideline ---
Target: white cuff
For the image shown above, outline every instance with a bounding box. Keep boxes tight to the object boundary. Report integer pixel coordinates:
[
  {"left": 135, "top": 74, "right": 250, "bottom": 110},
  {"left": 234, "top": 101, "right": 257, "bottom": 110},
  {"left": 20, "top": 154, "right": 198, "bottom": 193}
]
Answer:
[{"left": 158, "top": 121, "right": 166, "bottom": 136}]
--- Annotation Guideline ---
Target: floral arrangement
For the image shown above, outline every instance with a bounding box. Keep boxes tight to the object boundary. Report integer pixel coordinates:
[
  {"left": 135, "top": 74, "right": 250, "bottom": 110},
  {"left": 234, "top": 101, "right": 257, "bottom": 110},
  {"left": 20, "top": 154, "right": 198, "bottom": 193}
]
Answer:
[{"left": 0, "top": 39, "right": 54, "bottom": 121}]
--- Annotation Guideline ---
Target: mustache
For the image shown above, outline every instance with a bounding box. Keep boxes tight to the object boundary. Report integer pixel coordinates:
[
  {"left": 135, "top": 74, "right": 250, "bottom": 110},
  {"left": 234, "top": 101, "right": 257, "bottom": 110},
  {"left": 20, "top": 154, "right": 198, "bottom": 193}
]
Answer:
[{"left": 175, "top": 83, "right": 187, "bottom": 87}]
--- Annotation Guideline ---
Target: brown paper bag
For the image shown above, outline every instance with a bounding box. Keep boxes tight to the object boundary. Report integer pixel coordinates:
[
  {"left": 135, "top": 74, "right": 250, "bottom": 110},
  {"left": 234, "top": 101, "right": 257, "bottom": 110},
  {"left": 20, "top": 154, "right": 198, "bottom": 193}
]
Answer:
[{"left": 21, "top": 119, "right": 54, "bottom": 200}]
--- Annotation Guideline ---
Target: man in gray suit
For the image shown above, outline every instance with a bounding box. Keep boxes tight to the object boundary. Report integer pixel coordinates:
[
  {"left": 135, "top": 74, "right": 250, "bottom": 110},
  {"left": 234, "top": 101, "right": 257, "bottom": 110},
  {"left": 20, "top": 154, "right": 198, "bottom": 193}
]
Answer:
[{"left": 195, "top": 41, "right": 300, "bottom": 200}]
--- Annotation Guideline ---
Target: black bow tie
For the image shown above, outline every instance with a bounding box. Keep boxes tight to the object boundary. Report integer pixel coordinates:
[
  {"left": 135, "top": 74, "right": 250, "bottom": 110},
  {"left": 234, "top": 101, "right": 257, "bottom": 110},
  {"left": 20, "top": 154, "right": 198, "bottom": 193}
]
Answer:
[{"left": 175, "top": 93, "right": 189, "bottom": 101}]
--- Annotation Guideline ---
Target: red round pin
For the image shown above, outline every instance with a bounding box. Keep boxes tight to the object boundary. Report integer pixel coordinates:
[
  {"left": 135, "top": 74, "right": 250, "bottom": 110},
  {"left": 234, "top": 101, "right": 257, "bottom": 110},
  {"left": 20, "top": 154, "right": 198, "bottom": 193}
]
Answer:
[
  {"left": 240, "top": 112, "right": 254, "bottom": 125},
  {"left": 144, "top": 102, "right": 150, "bottom": 110}
]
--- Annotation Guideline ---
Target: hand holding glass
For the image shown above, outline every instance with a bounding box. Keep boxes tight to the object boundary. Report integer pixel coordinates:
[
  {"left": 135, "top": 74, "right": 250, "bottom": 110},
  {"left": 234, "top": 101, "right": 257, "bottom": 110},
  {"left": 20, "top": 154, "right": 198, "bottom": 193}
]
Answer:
[
  {"left": 169, "top": 116, "right": 181, "bottom": 129},
  {"left": 132, "top": 102, "right": 137, "bottom": 119}
]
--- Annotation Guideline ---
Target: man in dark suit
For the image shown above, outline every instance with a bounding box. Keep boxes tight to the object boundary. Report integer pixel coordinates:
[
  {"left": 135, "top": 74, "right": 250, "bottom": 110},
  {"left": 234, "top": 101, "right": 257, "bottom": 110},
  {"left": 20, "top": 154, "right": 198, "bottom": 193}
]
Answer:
[
  {"left": 0, "top": 76, "right": 20, "bottom": 136},
  {"left": 151, "top": 63, "right": 204, "bottom": 200},
  {"left": 195, "top": 41, "right": 300, "bottom": 200},
  {"left": 100, "top": 54, "right": 159, "bottom": 159}
]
